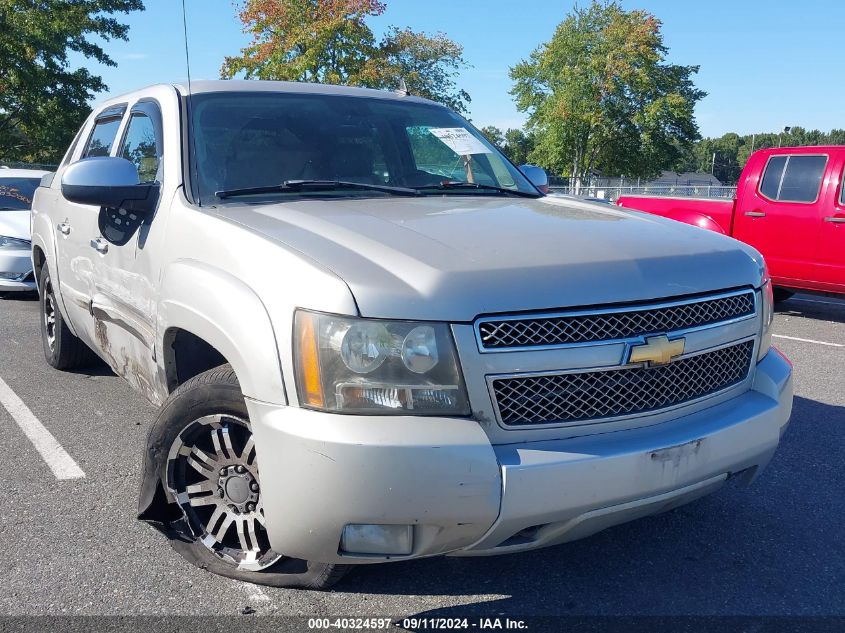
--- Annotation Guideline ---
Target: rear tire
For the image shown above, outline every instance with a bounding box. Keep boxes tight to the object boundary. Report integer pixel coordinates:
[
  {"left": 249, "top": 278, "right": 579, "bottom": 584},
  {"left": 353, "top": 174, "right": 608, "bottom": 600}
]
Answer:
[
  {"left": 148, "top": 364, "right": 351, "bottom": 589},
  {"left": 773, "top": 288, "right": 794, "bottom": 304},
  {"left": 38, "top": 264, "right": 93, "bottom": 370}
]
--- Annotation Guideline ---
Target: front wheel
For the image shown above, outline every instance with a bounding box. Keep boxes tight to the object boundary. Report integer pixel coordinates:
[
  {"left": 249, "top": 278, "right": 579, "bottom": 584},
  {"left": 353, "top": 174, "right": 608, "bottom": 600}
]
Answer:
[
  {"left": 38, "top": 264, "right": 93, "bottom": 369},
  {"left": 148, "top": 364, "right": 350, "bottom": 589}
]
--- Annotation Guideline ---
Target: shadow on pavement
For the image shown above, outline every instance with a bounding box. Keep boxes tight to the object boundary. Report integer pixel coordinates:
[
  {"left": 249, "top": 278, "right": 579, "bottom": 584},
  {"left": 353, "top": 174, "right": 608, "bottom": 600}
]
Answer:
[
  {"left": 339, "top": 396, "right": 844, "bottom": 616},
  {"left": 64, "top": 357, "right": 115, "bottom": 377},
  {"left": 777, "top": 295, "right": 845, "bottom": 324},
  {"left": 0, "top": 291, "right": 38, "bottom": 301}
]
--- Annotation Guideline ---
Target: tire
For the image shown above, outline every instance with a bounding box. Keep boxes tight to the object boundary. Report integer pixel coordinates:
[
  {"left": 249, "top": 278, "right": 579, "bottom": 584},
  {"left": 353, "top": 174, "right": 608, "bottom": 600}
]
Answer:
[
  {"left": 147, "top": 364, "right": 350, "bottom": 589},
  {"left": 39, "top": 264, "right": 94, "bottom": 370},
  {"left": 773, "top": 288, "right": 794, "bottom": 304}
]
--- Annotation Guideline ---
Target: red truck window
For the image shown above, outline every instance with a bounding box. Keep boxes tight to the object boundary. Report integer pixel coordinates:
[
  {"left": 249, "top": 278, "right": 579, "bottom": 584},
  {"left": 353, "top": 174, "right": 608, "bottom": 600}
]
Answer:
[
  {"left": 759, "top": 154, "right": 827, "bottom": 203},
  {"left": 841, "top": 165, "right": 845, "bottom": 205}
]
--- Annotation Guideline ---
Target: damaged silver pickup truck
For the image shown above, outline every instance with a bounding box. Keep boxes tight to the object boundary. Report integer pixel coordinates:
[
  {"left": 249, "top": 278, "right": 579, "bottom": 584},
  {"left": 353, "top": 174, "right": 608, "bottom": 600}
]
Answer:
[{"left": 30, "top": 81, "right": 793, "bottom": 589}]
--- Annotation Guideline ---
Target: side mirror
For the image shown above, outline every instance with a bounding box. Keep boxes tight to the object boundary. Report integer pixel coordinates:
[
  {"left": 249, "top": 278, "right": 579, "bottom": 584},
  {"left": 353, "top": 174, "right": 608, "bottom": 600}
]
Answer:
[
  {"left": 519, "top": 165, "right": 549, "bottom": 193},
  {"left": 519, "top": 164, "right": 549, "bottom": 194},
  {"left": 61, "top": 157, "right": 158, "bottom": 215}
]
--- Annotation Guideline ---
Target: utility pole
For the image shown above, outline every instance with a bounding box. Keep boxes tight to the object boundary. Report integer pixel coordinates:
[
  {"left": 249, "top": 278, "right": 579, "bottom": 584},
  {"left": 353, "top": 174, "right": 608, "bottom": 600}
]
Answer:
[
  {"left": 750, "top": 134, "right": 756, "bottom": 154},
  {"left": 711, "top": 152, "right": 716, "bottom": 176}
]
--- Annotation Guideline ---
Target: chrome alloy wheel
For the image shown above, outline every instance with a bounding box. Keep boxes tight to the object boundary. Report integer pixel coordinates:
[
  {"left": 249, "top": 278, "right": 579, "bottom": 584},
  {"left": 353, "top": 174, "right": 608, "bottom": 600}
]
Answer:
[
  {"left": 43, "top": 278, "right": 57, "bottom": 351},
  {"left": 166, "top": 414, "right": 282, "bottom": 571}
]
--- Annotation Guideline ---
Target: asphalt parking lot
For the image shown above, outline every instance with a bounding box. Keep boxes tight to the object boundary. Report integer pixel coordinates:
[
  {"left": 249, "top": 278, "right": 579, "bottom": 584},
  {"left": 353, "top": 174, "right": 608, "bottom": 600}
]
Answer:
[{"left": 0, "top": 292, "right": 843, "bottom": 618}]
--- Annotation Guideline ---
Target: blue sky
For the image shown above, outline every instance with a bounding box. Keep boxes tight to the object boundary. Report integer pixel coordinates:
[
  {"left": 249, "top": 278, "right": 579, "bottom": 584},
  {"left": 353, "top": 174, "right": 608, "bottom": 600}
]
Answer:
[{"left": 84, "top": 0, "right": 844, "bottom": 138}]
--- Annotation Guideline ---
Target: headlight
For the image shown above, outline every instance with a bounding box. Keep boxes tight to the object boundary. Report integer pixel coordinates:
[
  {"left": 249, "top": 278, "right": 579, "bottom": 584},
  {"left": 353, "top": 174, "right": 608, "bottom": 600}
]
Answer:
[
  {"left": 294, "top": 310, "right": 470, "bottom": 415},
  {"left": 0, "top": 236, "right": 30, "bottom": 250},
  {"left": 758, "top": 267, "right": 774, "bottom": 362}
]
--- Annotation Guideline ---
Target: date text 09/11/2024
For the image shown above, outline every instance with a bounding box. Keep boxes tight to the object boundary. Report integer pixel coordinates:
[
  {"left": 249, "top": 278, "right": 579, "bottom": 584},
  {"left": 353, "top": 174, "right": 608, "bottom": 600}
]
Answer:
[{"left": 306, "top": 617, "right": 529, "bottom": 630}]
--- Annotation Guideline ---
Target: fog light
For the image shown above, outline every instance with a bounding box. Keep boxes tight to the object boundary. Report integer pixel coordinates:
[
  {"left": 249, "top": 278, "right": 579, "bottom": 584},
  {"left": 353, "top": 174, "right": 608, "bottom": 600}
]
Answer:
[{"left": 341, "top": 524, "right": 413, "bottom": 556}]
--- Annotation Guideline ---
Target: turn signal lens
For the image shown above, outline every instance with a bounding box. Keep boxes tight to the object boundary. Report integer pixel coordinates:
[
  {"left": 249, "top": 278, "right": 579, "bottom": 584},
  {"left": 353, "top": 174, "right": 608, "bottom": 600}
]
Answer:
[
  {"left": 296, "top": 311, "right": 325, "bottom": 407},
  {"left": 758, "top": 271, "right": 774, "bottom": 362}
]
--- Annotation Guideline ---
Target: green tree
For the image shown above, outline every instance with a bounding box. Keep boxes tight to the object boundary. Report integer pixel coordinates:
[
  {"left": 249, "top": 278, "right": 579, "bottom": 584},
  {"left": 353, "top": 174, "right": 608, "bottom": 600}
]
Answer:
[
  {"left": 221, "top": 0, "right": 383, "bottom": 84},
  {"left": 0, "top": 0, "right": 144, "bottom": 164},
  {"left": 510, "top": 0, "right": 705, "bottom": 192},
  {"left": 223, "top": 0, "right": 470, "bottom": 111},
  {"left": 479, "top": 126, "right": 537, "bottom": 165},
  {"left": 503, "top": 128, "right": 535, "bottom": 166},
  {"left": 479, "top": 126, "right": 504, "bottom": 148},
  {"left": 375, "top": 27, "right": 470, "bottom": 112},
  {"left": 675, "top": 127, "right": 845, "bottom": 185}
]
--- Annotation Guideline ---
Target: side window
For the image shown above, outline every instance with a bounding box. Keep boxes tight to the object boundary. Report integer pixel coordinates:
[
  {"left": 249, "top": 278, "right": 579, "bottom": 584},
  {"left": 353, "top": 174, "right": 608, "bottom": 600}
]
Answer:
[
  {"left": 779, "top": 156, "right": 827, "bottom": 202},
  {"left": 121, "top": 112, "right": 161, "bottom": 183},
  {"left": 759, "top": 156, "right": 787, "bottom": 200},
  {"left": 759, "top": 154, "right": 827, "bottom": 203},
  {"left": 83, "top": 116, "right": 123, "bottom": 158},
  {"left": 841, "top": 165, "right": 845, "bottom": 205}
]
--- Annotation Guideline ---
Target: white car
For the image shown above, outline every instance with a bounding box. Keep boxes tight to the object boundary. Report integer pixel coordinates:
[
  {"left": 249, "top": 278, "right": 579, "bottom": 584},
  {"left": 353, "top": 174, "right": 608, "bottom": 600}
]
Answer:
[{"left": 0, "top": 168, "right": 50, "bottom": 295}]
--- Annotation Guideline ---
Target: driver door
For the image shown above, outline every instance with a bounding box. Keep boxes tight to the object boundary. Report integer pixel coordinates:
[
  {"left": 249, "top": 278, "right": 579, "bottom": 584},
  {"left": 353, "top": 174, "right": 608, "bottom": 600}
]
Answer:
[
  {"left": 54, "top": 105, "right": 126, "bottom": 348},
  {"left": 87, "top": 101, "right": 164, "bottom": 400}
]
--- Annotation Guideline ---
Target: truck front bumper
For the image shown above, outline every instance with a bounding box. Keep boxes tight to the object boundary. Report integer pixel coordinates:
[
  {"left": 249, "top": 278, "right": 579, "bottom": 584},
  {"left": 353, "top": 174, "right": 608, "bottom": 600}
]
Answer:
[{"left": 248, "top": 348, "right": 792, "bottom": 564}]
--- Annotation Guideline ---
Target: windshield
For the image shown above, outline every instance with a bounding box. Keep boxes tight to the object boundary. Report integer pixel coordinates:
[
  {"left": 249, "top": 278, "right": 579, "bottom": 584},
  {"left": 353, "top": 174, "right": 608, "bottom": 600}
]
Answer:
[
  {"left": 0, "top": 177, "right": 41, "bottom": 210},
  {"left": 189, "top": 91, "right": 538, "bottom": 204}
]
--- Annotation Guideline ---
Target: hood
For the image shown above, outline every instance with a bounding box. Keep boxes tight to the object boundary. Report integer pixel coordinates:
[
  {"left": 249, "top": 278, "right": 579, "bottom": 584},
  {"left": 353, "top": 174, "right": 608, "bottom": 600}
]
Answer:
[
  {"left": 0, "top": 210, "right": 31, "bottom": 241},
  {"left": 216, "top": 195, "right": 763, "bottom": 321}
]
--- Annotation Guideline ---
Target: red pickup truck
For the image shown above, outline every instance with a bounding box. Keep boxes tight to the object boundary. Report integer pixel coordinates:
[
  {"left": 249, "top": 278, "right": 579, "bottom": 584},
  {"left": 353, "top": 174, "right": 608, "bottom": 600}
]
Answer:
[{"left": 618, "top": 146, "right": 845, "bottom": 301}]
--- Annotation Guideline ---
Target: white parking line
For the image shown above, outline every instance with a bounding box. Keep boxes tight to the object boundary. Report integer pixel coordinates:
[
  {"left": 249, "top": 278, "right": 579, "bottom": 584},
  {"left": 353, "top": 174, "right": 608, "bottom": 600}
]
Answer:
[
  {"left": 773, "top": 334, "right": 844, "bottom": 348},
  {"left": 0, "top": 375, "right": 85, "bottom": 480}
]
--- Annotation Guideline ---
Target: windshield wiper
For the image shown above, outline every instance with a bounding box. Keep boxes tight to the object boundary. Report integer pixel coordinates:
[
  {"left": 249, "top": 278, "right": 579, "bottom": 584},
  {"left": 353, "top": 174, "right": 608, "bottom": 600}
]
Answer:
[
  {"left": 216, "top": 180, "right": 422, "bottom": 199},
  {"left": 415, "top": 181, "right": 541, "bottom": 198}
]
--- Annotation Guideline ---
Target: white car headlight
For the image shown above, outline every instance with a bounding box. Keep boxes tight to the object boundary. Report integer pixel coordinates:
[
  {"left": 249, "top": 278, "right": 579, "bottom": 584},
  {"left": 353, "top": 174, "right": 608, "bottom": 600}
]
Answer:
[
  {"left": 294, "top": 310, "right": 470, "bottom": 415},
  {"left": 758, "top": 266, "right": 774, "bottom": 362}
]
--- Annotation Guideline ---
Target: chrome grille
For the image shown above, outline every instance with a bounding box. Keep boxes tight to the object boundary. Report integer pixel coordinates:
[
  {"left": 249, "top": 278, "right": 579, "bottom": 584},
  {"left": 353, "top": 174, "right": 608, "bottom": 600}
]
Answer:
[
  {"left": 492, "top": 340, "right": 754, "bottom": 426},
  {"left": 478, "top": 291, "right": 755, "bottom": 350}
]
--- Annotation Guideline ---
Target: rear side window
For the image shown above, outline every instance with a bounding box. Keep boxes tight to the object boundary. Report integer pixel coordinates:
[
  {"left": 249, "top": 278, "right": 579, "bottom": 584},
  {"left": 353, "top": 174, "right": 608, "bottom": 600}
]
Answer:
[
  {"left": 83, "top": 116, "right": 123, "bottom": 158},
  {"left": 759, "top": 154, "right": 827, "bottom": 203}
]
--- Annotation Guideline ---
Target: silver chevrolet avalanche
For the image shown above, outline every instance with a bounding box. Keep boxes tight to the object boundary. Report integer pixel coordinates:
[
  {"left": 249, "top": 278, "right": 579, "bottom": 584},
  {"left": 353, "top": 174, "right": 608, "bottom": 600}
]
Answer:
[{"left": 30, "top": 81, "right": 793, "bottom": 589}]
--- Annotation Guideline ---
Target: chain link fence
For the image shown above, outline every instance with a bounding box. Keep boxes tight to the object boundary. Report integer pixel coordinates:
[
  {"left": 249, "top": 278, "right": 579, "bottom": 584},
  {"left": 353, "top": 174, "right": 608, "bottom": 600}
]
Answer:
[{"left": 548, "top": 184, "right": 737, "bottom": 202}]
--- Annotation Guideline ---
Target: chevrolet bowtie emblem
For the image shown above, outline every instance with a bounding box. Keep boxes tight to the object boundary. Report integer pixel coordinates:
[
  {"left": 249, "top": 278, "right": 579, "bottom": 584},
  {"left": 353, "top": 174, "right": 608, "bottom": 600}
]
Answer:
[{"left": 629, "top": 335, "right": 685, "bottom": 366}]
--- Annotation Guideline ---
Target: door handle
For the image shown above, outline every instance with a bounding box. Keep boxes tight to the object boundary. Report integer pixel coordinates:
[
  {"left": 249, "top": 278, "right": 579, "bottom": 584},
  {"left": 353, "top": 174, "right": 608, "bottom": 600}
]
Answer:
[
  {"left": 744, "top": 211, "right": 766, "bottom": 218},
  {"left": 57, "top": 222, "right": 71, "bottom": 235},
  {"left": 824, "top": 216, "right": 845, "bottom": 224},
  {"left": 90, "top": 238, "right": 109, "bottom": 255}
]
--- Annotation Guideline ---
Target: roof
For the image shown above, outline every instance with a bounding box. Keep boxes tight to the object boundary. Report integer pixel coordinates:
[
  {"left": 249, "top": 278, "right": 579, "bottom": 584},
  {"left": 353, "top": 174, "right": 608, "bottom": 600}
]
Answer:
[
  {"left": 0, "top": 168, "right": 50, "bottom": 178},
  {"left": 164, "top": 79, "right": 441, "bottom": 107},
  {"left": 753, "top": 145, "right": 845, "bottom": 155}
]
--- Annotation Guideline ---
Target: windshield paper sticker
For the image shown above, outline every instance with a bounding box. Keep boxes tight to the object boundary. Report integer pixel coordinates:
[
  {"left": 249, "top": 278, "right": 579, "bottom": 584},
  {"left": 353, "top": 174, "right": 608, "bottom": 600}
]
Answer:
[{"left": 428, "top": 128, "right": 492, "bottom": 155}]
